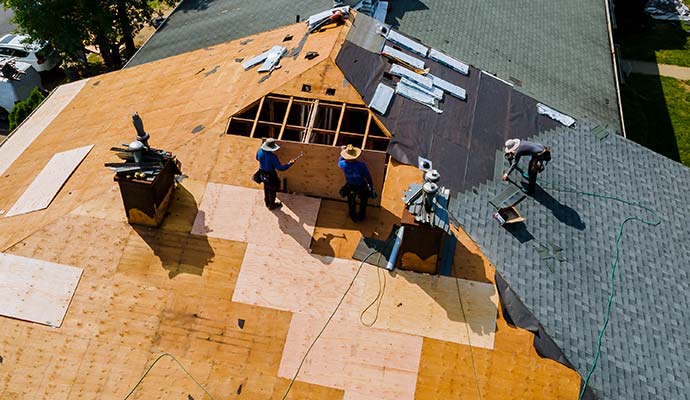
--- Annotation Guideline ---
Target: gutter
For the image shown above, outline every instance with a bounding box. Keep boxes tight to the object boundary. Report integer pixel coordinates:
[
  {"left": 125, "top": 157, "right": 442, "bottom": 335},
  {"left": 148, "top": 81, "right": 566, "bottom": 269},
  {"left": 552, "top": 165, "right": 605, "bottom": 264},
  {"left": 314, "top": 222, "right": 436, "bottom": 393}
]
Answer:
[
  {"left": 123, "top": 0, "right": 186, "bottom": 69},
  {"left": 603, "top": 0, "right": 627, "bottom": 137}
]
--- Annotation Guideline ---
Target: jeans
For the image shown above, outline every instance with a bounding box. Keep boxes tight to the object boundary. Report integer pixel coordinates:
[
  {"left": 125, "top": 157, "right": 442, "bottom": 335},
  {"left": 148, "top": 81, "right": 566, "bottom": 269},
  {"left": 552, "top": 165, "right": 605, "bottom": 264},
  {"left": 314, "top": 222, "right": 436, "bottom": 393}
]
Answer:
[
  {"left": 345, "top": 184, "right": 370, "bottom": 222},
  {"left": 261, "top": 170, "right": 280, "bottom": 208}
]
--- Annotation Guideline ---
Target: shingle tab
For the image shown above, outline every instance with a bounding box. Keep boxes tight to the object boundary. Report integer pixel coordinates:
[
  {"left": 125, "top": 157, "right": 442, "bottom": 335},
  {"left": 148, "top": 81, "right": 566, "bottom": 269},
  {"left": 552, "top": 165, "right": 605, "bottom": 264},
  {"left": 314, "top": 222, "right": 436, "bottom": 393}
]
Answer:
[
  {"left": 450, "top": 125, "right": 690, "bottom": 399},
  {"left": 127, "top": 0, "right": 333, "bottom": 67},
  {"left": 387, "top": 0, "right": 620, "bottom": 126}
]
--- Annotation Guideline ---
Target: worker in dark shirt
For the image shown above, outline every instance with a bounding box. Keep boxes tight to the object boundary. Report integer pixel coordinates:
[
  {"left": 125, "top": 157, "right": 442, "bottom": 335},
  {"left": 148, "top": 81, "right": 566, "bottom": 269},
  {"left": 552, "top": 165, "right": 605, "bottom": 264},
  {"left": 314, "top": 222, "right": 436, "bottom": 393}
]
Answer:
[
  {"left": 338, "top": 145, "right": 375, "bottom": 222},
  {"left": 256, "top": 138, "right": 296, "bottom": 210},
  {"left": 502, "top": 139, "right": 551, "bottom": 194}
]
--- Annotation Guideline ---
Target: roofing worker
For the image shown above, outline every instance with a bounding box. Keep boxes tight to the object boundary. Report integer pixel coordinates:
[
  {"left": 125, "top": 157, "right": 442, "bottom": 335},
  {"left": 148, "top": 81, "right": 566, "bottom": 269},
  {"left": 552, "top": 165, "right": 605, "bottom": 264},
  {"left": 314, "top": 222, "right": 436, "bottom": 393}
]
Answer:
[
  {"left": 256, "top": 138, "right": 296, "bottom": 210},
  {"left": 502, "top": 138, "right": 551, "bottom": 194},
  {"left": 338, "top": 144, "right": 375, "bottom": 222}
]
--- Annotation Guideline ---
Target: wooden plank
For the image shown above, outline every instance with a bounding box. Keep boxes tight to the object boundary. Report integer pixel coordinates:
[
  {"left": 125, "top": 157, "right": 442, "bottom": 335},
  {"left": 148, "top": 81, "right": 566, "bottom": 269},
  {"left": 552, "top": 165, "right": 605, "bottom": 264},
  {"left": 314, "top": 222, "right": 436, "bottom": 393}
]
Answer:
[
  {"left": 276, "top": 141, "right": 386, "bottom": 206},
  {"left": 0, "top": 252, "right": 83, "bottom": 327},
  {"left": 249, "top": 96, "right": 265, "bottom": 138},
  {"left": 0, "top": 79, "right": 89, "bottom": 176},
  {"left": 6, "top": 145, "right": 94, "bottom": 217},
  {"left": 232, "top": 244, "right": 364, "bottom": 318},
  {"left": 191, "top": 183, "right": 321, "bottom": 252},
  {"left": 278, "top": 96, "right": 294, "bottom": 140},
  {"left": 332, "top": 103, "right": 346, "bottom": 146},
  {"left": 362, "top": 112, "right": 373, "bottom": 148},
  {"left": 304, "top": 99, "right": 319, "bottom": 143},
  {"left": 278, "top": 312, "right": 423, "bottom": 400},
  {"left": 361, "top": 268, "right": 498, "bottom": 349}
]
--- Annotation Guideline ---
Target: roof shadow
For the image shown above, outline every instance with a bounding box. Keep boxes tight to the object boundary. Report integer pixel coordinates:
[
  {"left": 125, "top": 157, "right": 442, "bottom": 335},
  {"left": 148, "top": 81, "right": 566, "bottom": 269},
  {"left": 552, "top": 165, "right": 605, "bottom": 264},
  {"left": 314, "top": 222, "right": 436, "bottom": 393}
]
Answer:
[
  {"left": 131, "top": 186, "right": 215, "bottom": 279},
  {"left": 620, "top": 70, "right": 682, "bottom": 164},
  {"left": 273, "top": 192, "right": 336, "bottom": 263},
  {"left": 395, "top": 269, "right": 497, "bottom": 340},
  {"left": 530, "top": 184, "right": 586, "bottom": 230},
  {"left": 385, "top": 0, "right": 430, "bottom": 29},
  {"left": 177, "top": 0, "right": 216, "bottom": 13}
]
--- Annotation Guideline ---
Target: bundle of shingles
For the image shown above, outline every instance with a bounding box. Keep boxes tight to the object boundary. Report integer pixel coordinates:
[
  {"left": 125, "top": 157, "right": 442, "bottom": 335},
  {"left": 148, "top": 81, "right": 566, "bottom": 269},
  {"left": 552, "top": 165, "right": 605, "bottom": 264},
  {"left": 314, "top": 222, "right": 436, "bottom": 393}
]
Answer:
[
  {"left": 368, "top": 27, "right": 470, "bottom": 116},
  {"left": 105, "top": 113, "right": 181, "bottom": 181}
]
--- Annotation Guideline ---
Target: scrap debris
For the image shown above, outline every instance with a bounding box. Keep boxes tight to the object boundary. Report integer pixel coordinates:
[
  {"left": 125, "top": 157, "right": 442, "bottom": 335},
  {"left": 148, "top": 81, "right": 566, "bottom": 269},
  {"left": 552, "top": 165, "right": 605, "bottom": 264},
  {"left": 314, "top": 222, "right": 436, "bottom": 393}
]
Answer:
[
  {"left": 106, "top": 113, "right": 181, "bottom": 180},
  {"left": 306, "top": 6, "right": 350, "bottom": 33},
  {"left": 304, "top": 51, "right": 319, "bottom": 60}
]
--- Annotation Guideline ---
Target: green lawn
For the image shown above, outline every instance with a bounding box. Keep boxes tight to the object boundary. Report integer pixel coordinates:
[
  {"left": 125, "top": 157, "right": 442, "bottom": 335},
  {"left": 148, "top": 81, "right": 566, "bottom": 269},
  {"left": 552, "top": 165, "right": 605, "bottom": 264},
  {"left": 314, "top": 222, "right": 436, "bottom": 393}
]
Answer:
[
  {"left": 618, "top": 18, "right": 690, "bottom": 67},
  {"left": 622, "top": 74, "right": 690, "bottom": 167}
]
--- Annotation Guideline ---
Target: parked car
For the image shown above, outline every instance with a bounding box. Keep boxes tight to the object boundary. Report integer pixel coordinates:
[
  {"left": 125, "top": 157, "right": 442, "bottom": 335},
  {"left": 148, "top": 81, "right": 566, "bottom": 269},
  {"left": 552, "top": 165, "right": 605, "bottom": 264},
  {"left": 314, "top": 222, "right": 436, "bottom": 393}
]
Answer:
[{"left": 0, "top": 34, "right": 60, "bottom": 72}]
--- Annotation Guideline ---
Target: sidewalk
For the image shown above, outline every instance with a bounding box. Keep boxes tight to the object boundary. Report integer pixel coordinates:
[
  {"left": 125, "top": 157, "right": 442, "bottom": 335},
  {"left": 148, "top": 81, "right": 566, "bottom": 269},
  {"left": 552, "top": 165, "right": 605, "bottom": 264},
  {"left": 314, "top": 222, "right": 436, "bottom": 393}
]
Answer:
[{"left": 622, "top": 59, "right": 690, "bottom": 80}]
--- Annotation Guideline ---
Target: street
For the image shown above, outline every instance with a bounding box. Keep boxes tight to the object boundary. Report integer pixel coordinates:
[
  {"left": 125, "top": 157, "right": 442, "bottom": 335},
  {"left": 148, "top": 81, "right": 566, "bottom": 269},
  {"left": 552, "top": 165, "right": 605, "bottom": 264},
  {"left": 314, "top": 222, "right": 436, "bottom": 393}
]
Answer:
[{"left": 0, "top": 6, "right": 14, "bottom": 36}]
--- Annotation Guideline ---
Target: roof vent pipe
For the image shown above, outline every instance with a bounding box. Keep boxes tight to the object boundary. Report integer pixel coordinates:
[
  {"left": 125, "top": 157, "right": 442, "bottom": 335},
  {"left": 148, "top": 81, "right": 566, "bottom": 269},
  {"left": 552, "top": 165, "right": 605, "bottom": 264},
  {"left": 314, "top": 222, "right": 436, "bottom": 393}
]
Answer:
[
  {"left": 424, "top": 169, "right": 440, "bottom": 183},
  {"left": 132, "top": 112, "right": 150, "bottom": 148}
]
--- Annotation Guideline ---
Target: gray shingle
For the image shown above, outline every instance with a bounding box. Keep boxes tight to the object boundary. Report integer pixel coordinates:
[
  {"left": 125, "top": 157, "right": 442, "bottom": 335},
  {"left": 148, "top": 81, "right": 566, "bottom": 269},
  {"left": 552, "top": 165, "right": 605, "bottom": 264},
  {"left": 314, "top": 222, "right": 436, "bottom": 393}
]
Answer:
[
  {"left": 127, "top": 0, "right": 332, "bottom": 67},
  {"left": 450, "top": 125, "right": 690, "bottom": 399},
  {"left": 387, "top": 0, "right": 620, "bottom": 127}
]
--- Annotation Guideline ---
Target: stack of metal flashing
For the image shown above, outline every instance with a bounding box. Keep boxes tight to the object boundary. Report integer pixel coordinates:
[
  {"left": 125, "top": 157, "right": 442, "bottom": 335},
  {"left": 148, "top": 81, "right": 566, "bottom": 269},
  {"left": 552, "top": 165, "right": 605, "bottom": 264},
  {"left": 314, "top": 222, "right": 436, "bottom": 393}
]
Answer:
[
  {"left": 402, "top": 159, "right": 451, "bottom": 232},
  {"left": 366, "top": 27, "right": 469, "bottom": 115},
  {"left": 105, "top": 113, "right": 181, "bottom": 180}
]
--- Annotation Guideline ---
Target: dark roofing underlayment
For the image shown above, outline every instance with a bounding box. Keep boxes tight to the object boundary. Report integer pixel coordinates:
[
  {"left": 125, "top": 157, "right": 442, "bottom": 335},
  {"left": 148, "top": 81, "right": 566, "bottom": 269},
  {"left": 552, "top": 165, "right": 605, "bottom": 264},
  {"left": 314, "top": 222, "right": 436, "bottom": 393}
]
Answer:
[
  {"left": 449, "top": 124, "right": 690, "bottom": 399},
  {"left": 386, "top": 0, "right": 620, "bottom": 127},
  {"left": 127, "top": 0, "right": 332, "bottom": 67},
  {"left": 336, "top": 27, "right": 560, "bottom": 194}
]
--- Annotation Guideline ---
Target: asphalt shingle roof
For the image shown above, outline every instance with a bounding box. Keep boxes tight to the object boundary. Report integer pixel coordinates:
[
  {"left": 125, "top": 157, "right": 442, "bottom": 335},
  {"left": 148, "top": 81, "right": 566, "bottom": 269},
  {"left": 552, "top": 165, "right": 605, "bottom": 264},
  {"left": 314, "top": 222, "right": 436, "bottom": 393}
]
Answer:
[
  {"left": 127, "top": 0, "right": 332, "bottom": 67},
  {"left": 387, "top": 0, "right": 620, "bottom": 127},
  {"left": 449, "top": 124, "right": 690, "bottom": 399}
]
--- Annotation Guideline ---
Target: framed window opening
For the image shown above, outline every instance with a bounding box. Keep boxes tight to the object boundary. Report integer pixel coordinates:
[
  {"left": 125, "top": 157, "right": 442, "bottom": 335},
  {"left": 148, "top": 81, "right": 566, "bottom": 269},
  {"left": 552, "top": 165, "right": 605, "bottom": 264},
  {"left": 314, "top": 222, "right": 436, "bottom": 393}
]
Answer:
[{"left": 226, "top": 93, "right": 391, "bottom": 151}]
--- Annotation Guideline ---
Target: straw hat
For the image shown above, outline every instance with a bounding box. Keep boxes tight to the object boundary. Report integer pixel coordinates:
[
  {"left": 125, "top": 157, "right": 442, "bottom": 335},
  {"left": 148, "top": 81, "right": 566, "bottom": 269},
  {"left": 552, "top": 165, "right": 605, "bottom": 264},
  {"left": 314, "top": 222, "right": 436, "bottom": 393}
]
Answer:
[
  {"left": 261, "top": 138, "right": 280, "bottom": 152},
  {"left": 340, "top": 144, "right": 362, "bottom": 160},
  {"left": 504, "top": 139, "right": 521, "bottom": 154}
]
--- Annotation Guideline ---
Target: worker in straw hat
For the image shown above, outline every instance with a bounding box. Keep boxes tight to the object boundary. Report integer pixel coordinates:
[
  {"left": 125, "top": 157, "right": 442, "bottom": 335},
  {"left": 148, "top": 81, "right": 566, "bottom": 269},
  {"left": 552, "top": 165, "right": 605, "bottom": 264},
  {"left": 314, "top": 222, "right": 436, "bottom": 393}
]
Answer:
[
  {"left": 256, "top": 138, "right": 297, "bottom": 210},
  {"left": 338, "top": 144, "right": 375, "bottom": 222},
  {"left": 502, "top": 138, "right": 551, "bottom": 195}
]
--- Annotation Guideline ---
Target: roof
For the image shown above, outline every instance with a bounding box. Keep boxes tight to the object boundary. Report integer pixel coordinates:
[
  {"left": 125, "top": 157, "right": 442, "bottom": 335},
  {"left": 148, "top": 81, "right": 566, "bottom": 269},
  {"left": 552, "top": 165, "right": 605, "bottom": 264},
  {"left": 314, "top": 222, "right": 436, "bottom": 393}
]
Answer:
[
  {"left": 335, "top": 28, "right": 561, "bottom": 194},
  {"left": 386, "top": 0, "right": 621, "bottom": 127},
  {"left": 126, "top": 0, "right": 333, "bottom": 67},
  {"left": 0, "top": 18, "right": 581, "bottom": 399},
  {"left": 449, "top": 123, "right": 690, "bottom": 399}
]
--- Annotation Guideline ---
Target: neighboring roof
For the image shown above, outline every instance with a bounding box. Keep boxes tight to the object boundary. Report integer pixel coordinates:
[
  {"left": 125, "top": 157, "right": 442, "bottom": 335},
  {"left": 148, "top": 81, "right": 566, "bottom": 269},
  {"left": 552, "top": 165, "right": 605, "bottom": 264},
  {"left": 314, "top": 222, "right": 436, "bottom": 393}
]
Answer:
[
  {"left": 449, "top": 124, "right": 690, "bottom": 399},
  {"left": 126, "top": 0, "right": 332, "bottom": 67},
  {"left": 0, "top": 19, "right": 581, "bottom": 399},
  {"left": 387, "top": 0, "right": 621, "bottom": 127}
]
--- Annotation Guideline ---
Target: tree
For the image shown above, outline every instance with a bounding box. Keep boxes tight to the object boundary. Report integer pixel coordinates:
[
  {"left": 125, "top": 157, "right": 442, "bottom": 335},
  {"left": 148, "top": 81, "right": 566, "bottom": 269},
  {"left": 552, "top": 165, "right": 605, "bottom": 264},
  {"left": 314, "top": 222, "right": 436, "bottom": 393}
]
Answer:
[
  {"left": 2, "top": 0, "right": 175, "bottom": 69},
  {"left": 8, "top": 87, "right": 45, "bottom": 131}
]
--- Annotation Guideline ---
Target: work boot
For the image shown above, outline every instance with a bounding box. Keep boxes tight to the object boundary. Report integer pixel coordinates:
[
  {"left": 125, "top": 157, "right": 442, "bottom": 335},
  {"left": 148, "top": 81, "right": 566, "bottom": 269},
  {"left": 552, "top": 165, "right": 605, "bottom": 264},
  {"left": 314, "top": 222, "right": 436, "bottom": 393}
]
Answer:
[{"left": 268, "top": 201, "right": 283, "bottom": 210}]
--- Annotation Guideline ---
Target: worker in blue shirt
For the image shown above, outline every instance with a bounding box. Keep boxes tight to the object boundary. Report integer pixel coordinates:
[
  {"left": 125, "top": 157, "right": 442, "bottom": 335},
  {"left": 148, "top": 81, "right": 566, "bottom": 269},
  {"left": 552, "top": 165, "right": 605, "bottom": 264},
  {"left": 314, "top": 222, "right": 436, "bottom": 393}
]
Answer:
[
  {"left": 502, "top": 138, "right": 551, "bottom": 194},
  {"left": 338, "top": 144, "right": 375, "bottom": 222},
  {"left": 256, "top": 138, "right": 296, "bottom": 210}
]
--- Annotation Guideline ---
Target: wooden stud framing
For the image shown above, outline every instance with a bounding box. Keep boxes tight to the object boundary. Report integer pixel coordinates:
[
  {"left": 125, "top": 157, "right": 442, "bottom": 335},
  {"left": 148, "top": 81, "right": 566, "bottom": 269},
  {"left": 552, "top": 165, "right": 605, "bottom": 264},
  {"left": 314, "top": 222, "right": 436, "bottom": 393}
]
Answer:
[
  {"left": 278, "top": 96, "right": 294, "bottom": 140},
  {"left": 332, "top": 103, "right": 347, "bottom": 146},
  {"left": 224, "top": 116, "right": 233, "bottom": 135},
  {"left": 269, "top": 100, "right": 275, "bottom": 138},
  {"left": 362, "top": 112, "right": 373, "bottom": 149},
  {"left": 304, "top": 99, "right": 319, "bottom": 143},
  {"left": 249, "top": 96, "right": 265, "bottom": 138}
]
